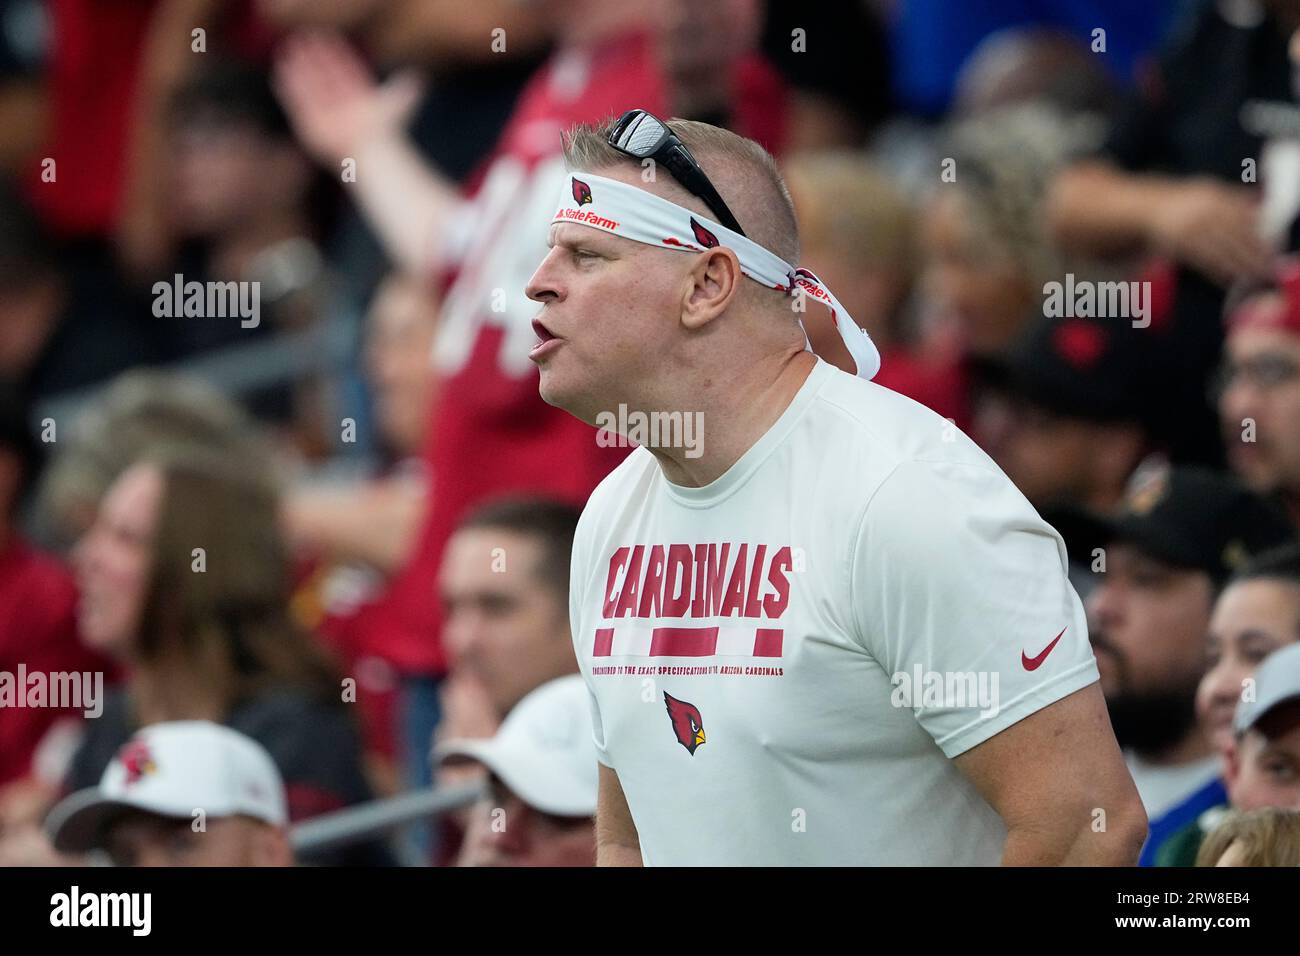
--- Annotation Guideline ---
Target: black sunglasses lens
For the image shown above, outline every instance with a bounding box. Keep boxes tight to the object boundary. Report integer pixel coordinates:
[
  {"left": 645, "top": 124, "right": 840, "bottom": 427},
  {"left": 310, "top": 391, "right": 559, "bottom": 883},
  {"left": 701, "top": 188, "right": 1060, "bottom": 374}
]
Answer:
[{"left": 612, "top": 111, "right": 666, "bottom": 157}]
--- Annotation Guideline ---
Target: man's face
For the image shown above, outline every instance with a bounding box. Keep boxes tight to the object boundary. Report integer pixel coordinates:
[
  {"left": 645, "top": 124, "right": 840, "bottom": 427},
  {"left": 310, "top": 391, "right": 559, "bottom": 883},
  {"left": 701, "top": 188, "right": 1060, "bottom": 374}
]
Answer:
[
  {"left": 1226, "top": 702, "right": 1300, "bottom": 811},
  {"left": 457, "top": 776, "right": 594, "bottom": 867},
  {"left": 440, "top": 528, "right": 572, "bottom": 716},
  {"left": 105, "top": 813, "right": 291, "bottom": 867},
  {"left": 1086, "top": 543, "right": 1215, "bottom": 699},
  {"left": 1219, "top": 322, "right": 1300, "bottom": 494},
  {"left": 1199, "top": 579, "right": 1300, "bottom": 755},
  {"left": 524, "top": 167, "right": 695, "bottom": 423}
]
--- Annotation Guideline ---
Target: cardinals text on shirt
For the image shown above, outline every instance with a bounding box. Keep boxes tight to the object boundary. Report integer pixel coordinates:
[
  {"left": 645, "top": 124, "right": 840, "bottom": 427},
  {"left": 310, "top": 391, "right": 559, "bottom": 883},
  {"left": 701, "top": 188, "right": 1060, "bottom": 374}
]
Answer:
[{"left": 602, "top": 542, "right": 797, "bottom": 620}]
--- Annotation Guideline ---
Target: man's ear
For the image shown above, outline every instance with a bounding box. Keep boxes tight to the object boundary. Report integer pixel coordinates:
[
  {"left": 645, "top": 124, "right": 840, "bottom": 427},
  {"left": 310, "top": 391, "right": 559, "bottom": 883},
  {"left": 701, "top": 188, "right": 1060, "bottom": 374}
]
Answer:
[{"left": 681, "top": 248, "right": 742, "bottom": 331}]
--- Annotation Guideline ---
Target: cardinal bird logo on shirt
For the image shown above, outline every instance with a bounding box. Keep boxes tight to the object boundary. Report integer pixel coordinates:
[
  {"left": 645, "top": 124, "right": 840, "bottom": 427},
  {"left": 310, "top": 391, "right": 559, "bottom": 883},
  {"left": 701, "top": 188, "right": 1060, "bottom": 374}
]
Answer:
[
  {"left": 690, "top": 217, "right": 719, "bottom": 249},
  {"left": 572, "top": 177, "right": 593, "bottom": 206},
  {"left": 664, "top": 692, "right": 707, "bottom": 755},
  {"left": 118, "top": 739, "right": 157, "bottom": 785}
]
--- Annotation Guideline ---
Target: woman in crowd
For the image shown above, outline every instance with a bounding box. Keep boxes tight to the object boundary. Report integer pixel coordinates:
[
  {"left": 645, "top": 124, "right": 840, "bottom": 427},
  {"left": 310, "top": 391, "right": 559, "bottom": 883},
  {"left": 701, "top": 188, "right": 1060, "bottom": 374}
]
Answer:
[{"left": 65, "top": 445, "right": 390, "bottom": 865}]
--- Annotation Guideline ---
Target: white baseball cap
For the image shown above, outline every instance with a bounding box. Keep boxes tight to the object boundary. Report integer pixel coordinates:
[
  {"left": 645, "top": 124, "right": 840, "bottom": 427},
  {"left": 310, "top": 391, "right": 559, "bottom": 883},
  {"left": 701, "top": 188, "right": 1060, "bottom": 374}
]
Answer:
[
  {"left": 1235, "top": 643, "right": 1300, "bottom": 736},
  {"left": 47, "top": 721, "right": 288, "bottom": 853},
  {"left": 436, "top": 675, "right": 598, "bottom": 817}
]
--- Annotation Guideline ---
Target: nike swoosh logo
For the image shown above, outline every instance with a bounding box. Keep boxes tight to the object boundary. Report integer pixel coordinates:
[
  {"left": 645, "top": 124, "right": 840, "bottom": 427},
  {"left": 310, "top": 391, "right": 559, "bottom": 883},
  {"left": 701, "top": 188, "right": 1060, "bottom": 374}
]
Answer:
[{"left": 1022, "top": 627, "right": 1067, "bottom": 671}]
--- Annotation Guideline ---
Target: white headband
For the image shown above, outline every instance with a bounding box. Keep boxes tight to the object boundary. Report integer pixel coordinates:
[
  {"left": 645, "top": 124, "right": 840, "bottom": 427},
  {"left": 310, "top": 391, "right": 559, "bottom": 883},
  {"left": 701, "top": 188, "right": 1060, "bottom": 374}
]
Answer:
[{"left": 552, "top": 173, "right": 881, "bottom": 380}]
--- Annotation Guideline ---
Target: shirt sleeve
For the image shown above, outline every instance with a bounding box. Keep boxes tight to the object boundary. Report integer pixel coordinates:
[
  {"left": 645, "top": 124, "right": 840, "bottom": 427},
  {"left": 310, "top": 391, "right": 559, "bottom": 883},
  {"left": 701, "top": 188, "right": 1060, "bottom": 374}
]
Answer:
[{"left": 850, "top": 458, "right": 1099, "bottom": 758}]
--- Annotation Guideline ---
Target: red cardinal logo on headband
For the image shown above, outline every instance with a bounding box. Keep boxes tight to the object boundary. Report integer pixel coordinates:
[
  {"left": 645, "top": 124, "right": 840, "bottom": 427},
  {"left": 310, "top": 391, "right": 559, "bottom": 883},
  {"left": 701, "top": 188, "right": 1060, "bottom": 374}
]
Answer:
[
  {"left": 572, "top": 177, "right": 593, "bottom": 206},
  {"left": 690, "top": 217, "right": 719, "bottom": 249}
]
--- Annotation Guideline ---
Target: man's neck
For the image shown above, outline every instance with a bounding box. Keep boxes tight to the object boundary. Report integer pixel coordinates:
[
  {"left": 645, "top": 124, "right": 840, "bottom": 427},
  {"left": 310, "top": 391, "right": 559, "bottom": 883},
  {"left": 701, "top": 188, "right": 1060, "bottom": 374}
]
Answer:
[{"left": 646, "top": 348, "right": 816, "bottom": 488}]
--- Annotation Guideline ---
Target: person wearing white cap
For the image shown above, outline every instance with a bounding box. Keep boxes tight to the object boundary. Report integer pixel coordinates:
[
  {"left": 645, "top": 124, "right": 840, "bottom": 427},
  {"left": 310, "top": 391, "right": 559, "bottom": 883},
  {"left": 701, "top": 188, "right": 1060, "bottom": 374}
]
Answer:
[
  {"left": 1226, "top": 642, "right": 1300, "bottom": 814},
  {"left": 45, "top": 721, "right": 293, "bottom": 867},
  {"left": 437, "top": 675, "right": 597, "bottom": 867}
]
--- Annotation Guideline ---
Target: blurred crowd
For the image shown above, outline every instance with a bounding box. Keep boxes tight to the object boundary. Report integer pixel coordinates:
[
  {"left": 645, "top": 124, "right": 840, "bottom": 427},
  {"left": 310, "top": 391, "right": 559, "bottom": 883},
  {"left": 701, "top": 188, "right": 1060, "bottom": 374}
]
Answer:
[{"left": 3, "top": 0, "right": 1300, "bottom": 866}]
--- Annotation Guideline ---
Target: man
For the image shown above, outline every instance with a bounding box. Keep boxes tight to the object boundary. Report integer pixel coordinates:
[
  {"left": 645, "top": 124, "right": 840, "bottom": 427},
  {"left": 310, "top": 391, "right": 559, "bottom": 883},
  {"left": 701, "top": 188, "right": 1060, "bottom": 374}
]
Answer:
[
  {"left": 438, "top": 675, "right": 596, "bottom": 867},
  {"left": 45, "top": 721, "right": 294, "bottom": 867},
  {"left": 1219, "top": 259, "right": 1300, "bottom": 530},
  {"left": 438, "top": 497, "right": 582, "bottom": 733},
  {"left": 1070, "top": 465, "right": 1294, "bottom": 860},
  {"left": 526, "top": 111, "right": 1146, "bottom": 865}
]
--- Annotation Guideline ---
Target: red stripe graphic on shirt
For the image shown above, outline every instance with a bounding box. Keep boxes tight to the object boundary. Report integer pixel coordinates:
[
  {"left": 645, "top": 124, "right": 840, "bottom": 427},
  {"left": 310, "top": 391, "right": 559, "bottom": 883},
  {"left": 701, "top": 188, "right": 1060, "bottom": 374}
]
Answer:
[
  {"left": 752, "top": 628, "right": 784, "bottom": 657},
  {"left": 649, "top": 626, "right": 719, "bottom": 657}
]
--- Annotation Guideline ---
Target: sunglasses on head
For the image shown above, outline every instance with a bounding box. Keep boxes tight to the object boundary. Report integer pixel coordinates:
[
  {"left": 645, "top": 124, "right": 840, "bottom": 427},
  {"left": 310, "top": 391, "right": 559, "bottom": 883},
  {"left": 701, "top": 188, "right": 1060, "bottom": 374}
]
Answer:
[{"left": 606, "top": 109, "right": 746, "bottom": 237}]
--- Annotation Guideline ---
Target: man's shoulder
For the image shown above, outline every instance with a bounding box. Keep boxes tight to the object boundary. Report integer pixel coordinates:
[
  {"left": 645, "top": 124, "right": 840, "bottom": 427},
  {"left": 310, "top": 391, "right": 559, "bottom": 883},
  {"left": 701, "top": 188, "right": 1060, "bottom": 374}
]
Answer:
[{"left": 808, "top": 364, "right": 996, "bottom": 480}]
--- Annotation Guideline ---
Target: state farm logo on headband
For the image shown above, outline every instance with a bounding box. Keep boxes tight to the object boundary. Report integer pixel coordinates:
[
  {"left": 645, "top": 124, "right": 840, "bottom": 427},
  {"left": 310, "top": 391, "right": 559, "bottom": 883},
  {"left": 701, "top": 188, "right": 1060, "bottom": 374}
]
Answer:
[{"left": 572, "top": 177, "right": 593, "bottom": 206}]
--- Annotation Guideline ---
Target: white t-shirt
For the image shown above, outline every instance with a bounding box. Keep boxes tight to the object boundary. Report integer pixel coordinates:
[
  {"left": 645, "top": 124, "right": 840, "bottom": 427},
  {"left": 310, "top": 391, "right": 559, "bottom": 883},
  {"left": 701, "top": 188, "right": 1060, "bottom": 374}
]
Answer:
[{"left": 569, "top": 359, "right": 1099, "bottom": 865}]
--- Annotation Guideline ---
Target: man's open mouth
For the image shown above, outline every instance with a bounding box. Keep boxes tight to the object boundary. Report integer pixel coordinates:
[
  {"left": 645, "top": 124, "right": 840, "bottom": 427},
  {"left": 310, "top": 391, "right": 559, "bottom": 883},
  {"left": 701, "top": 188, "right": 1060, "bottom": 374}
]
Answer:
[{"left": 532, "top": 317, "right": 557, "bottom": 343}]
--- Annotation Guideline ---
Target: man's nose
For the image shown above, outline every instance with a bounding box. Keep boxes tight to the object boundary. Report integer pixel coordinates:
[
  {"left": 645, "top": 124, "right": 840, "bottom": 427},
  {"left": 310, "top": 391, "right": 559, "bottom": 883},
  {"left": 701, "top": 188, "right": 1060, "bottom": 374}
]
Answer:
[
  {"left": 1220, "top": 380, "right": 1257, "bottom": 426},
  {"left": 445, "top": 612, "right": 483, "bottom": 658},
  {"left": 1086, "top": 581, "right": 1118, "bottom": 629},
  {"left": 525, "top": 249, "right": 564, "bottom": 304}
]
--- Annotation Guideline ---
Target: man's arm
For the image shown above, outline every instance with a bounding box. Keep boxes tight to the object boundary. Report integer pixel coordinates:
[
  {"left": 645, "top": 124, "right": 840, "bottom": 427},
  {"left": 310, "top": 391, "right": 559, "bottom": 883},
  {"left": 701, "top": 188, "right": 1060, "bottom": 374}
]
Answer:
[
  {"left": 952, "top": 683, "right": 1147, "bottom": 865},
  {"left": 595, "top": 764, "right": 643, "bottom": 867},
  {"left": 273, "top": 33, "right": 462, "bottom": 277},
  {"left": 1046, "top": 160, "right": 1271, "bottom": 286}
]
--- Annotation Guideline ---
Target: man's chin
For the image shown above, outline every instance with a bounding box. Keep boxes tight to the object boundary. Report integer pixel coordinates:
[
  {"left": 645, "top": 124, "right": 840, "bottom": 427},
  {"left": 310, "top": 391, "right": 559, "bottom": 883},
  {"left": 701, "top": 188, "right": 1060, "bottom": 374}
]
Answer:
[
  {"left": 536, "top": 369, "right": 574, "bottom": 412},
  {"left": 537, "top": 369, "right": 604, "bottom": 426}
]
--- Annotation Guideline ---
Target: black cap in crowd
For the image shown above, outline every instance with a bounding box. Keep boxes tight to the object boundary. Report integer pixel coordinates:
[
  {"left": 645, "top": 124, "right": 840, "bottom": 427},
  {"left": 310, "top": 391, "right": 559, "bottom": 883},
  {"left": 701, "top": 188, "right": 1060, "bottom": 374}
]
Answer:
[
  {"left": 1054, "top": 465, "right": 1296, "bottom": 583},
  {"left": 974, "top": 309, "right": 1161, "bottom": 425}
]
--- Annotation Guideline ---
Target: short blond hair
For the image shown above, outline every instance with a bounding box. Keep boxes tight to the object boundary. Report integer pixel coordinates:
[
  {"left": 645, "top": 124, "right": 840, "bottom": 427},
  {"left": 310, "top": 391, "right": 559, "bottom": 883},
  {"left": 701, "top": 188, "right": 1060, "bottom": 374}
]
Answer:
[
  {"left": 562, "top": 116, "right": 800, "bottom": 265},
  {"left": 1196, "top": 807, "right": 1300, "bottom": 866}
]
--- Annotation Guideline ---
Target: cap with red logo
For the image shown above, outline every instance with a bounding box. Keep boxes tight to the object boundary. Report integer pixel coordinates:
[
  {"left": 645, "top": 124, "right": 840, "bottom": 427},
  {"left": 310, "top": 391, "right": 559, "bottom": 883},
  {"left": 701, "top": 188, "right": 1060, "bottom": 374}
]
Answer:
[
  {"left": 45, "top": 721, "right": 288, "bottom": 853},
  {"left": 973, "top": 308, "right": 1160, "bottom": 424}
]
